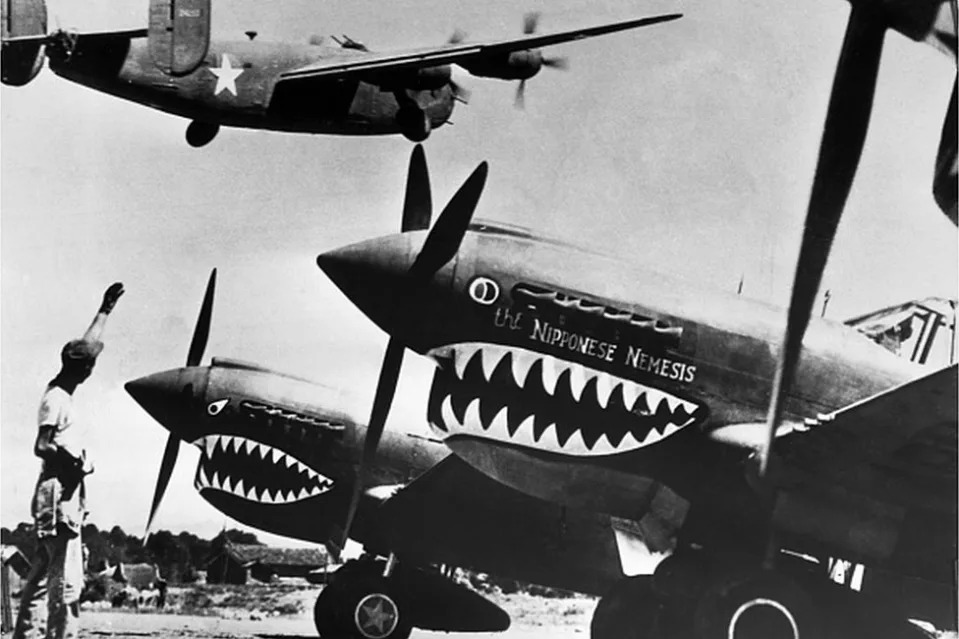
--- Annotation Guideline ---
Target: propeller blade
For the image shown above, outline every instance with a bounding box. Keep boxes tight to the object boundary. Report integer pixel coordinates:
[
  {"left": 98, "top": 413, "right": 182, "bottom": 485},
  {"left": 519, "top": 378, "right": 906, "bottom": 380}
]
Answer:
[
  {"left": 340, "top": 337, "right": 406, "bottom": 547},
  {"left": 145, "top": 434, "right": 180, "bottom": 535},
  {"left": 514, "top": 79, "right": 527, "bottom": 109},
  {"left": 186, "top": 269, "right": 217, "bottom": 367},
  {"left": 523, "top": 11, "right": 540, "bottom": 35},
  {"left": 757, "top": 7, "right": 886, "bottom": 478},
  {"left": 543, "top": 56, "right": 569, "bottom": 70},
  {"left": 409, "top": 161, "right": 489, "bottom": 280},
  {"left": 402, "top": 145, "right": 432, "bottom": 232}
]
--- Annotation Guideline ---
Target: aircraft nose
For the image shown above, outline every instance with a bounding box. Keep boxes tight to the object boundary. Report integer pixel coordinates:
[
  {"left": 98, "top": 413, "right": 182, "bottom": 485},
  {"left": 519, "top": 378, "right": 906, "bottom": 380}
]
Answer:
[
  {"left": 126, "top": 367, "right": 207, "bottom": 439},
  {"left": 318, "top": 235, "right": 420, "bottom": 329}
]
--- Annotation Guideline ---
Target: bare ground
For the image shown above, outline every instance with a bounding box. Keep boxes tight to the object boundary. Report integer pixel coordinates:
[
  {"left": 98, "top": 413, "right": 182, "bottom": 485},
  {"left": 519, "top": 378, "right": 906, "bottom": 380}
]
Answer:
[
  {"left": 4, "top": 588, "right": 596, "bottom": 639},
  {"left": 74, "top": 608, "right": 588, "bottom": 638}
]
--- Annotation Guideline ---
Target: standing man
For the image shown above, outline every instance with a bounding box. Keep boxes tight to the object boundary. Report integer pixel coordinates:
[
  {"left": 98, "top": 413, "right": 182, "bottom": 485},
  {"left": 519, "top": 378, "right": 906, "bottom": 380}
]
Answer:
[{"left": 13, "top": 283, "right": 125, "bottom": 639}]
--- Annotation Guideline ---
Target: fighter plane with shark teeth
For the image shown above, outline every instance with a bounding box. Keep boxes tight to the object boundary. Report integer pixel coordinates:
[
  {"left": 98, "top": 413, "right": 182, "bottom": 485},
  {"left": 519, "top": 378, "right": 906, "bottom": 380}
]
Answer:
[
  {"left": 125, "top": 176, "right": 664, "bottom": 639},
  {"left": 0, "top": 0, "right": 680, "bottom": 146},
  {"left": 318, "top": 132, "right": 957, "bottom": 636}
]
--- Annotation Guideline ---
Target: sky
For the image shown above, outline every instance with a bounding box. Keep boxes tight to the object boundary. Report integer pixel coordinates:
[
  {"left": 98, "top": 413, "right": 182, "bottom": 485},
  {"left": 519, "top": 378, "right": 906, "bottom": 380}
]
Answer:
[{"left": 1, "top": 0, "right": 956, "bottom": 548}]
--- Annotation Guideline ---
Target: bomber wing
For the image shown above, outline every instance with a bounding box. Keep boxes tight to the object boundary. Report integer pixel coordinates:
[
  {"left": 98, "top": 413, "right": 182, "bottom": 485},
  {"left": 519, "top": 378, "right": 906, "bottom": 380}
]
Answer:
[{"left": 276, "top": 13, "right": 680, "bottom": 84}]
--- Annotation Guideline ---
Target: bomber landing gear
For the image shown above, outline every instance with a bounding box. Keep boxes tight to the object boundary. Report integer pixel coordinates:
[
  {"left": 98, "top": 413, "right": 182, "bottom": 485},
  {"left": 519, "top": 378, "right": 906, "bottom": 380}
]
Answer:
[
  {"left": 185, "top": 120, "right": 220, "bottom": 147},
  {"left": 396, "top": 105, "right": 431, "bottom": 142}
]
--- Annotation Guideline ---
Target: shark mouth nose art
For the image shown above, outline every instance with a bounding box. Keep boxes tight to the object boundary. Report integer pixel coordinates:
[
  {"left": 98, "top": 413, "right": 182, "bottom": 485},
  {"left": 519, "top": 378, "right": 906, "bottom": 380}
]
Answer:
[
  {"left": 192, "top": 434, "right": 334, "bottom": 504},
  {"left": 426, "top": 343, "right": 706, "bottom": 456}
]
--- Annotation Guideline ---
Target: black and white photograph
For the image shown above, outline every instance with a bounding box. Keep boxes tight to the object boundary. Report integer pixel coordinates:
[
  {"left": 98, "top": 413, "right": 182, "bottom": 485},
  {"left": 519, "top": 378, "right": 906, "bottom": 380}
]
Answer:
[{"left": 1, "top": 0, "right": 957, "bottom": 637}]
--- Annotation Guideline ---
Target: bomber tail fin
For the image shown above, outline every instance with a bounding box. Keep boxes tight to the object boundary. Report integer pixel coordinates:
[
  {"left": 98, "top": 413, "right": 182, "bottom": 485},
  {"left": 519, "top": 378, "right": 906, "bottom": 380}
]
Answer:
[
  {"left": 1, "top": 0, "right": 47, "bottom": 86},
  {"left": 148, "top": 0, "right": 210, "bottom": 75}
]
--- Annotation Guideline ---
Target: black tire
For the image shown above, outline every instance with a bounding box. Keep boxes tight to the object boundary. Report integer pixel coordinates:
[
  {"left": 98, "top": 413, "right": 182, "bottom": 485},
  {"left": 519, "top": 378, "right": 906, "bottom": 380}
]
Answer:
[
  {"left": 397, "top": 107, "right": 431, "bottom": 142},
  {"left": 652, "top": 550, "right": 713, "bottom": 602},
  {"left": 693, "top": 570, "right": 820, "bottom": 639},
  {"left": 591, "top": 576, "right": 662, "bottom": 639},
  {"left": 185, "top": 121, "right": 219, "bottom": 147},
  {"left": 314, "top": 584, "right": 343, "bottom": 638}
]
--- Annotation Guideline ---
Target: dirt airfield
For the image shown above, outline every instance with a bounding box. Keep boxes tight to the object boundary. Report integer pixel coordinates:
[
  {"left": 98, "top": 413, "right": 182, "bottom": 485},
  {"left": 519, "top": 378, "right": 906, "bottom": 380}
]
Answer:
[
  {"left": 73, "top": 608, "right": 588, "bottom": 638},
  {"left": 10, "top": 590, "right": 596, "bottom": 639}
]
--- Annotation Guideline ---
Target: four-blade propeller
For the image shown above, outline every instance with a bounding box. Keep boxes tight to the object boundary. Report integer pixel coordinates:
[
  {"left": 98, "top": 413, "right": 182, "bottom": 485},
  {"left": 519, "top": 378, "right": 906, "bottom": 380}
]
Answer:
[
  {"left": 143, "top": 268, "right": 217, "bottom": 537},
  {"left": 336, "top": 145, "right": 488, "bottom": 548},
  {"left": 515, "top": 12, "right": 569, "bottom": 109}
]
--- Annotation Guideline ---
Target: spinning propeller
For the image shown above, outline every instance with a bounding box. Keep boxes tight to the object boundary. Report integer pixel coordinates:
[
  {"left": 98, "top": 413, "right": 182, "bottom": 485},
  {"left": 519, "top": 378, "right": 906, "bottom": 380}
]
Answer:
[
  {"left": 143, "top": 269, "right": 217, "bottom": 536},
  {"left": 515, "top": 12, "right": 569, "bottom": 109},
  {"left": 335, "top": 145, "right": 488, "bottom": 547},
  {"left": 756, "top": 0, "right": 957, "bottom": 520}
]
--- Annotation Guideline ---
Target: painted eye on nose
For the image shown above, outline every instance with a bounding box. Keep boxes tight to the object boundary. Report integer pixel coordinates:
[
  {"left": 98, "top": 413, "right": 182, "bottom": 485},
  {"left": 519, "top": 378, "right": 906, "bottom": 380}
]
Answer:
[
  {"left": 468, "top": 276, "right": 500, "bottom": 306},
  {"left": 207, "top": 399, "right": 229, "bottom": 416}
]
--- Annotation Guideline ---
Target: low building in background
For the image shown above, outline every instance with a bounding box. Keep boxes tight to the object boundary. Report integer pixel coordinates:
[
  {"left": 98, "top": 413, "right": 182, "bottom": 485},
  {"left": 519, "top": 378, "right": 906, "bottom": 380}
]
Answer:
[{"left": 205, "top": 542, "right": 329, "bottom": 585}]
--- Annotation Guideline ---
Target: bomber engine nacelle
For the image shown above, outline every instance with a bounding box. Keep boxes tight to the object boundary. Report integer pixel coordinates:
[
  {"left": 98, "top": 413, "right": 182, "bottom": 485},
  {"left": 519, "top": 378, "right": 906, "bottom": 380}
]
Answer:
[
  {"left": 381, "top": 64, "right": 452, "bottom": 92},
  {"left": 461, "top": 49, "right": 542, "bottom": 81},
  {"left": 1, "top": 0, "right": 48, "bottom": 86}
]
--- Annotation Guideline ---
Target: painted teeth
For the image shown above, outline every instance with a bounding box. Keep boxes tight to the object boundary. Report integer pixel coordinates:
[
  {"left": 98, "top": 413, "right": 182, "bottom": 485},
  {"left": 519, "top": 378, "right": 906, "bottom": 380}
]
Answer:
[
  {"left": 510, "top": 351, "right": 537, "bottom": 388},
  {"left": 594, "top": 373, "right": 614, "bottom": 409},
  {"left": 566, "top": 364, "right": 587, "bottom": 402},
  {"left": 620, "top": 383, "right": 641, "bottom": 411},
  {"left": 191, "top": 434, "right": 335, "bottom": 503},
  {"left": 427, "top": 342, "right": 704, "bottom": 457}
]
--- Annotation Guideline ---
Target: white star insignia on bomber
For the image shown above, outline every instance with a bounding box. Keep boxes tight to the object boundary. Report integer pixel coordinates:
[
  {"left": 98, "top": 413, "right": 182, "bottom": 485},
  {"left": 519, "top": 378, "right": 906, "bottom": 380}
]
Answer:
[{"left": 209, "top": 54, "right": 243, "bottom": 96}]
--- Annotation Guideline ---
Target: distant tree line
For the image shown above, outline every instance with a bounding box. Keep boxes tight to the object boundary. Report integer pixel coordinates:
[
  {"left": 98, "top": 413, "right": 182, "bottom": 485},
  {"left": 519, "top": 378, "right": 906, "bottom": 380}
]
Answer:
[{"left": 1, "top": 523, "right": 262, "bottom": 584}]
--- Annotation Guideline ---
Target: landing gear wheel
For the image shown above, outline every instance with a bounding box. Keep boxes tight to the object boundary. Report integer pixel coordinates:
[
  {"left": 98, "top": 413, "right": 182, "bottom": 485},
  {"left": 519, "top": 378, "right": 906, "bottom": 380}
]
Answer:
[
  {"left": 342, "top": 577, "right": 411, "bottom": 639},
  {"left": 396, "top": 106, "right": 431, "bottom": 142},
  {"left": 185, "top": 120, "right": 220, "bottom": 147},
  {"left": 313, "top": 583, "right": 341, "bottom": 638},
  {"left": 693, "top": 570, "right": 819, "bottom": 639},
  {"left": 315, "top": 568, "right": 411, "bottom": 639},
  {"left": 590, "top": 576, "right": 662, "bottom": 639},
  {"left": 352, "top": 592, "right": 404, "bottom": 639}
]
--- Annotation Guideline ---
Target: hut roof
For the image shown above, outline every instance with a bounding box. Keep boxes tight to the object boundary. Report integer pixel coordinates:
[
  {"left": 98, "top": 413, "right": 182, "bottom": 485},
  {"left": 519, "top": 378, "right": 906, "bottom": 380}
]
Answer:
[{"left": 216, "top": 543, "right": 328, "bottom": 569}]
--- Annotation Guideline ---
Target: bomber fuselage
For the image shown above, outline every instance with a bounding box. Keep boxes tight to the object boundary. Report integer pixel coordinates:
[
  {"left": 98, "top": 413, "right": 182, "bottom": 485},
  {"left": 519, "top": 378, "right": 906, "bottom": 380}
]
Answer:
[{"left": 46, "top": 33, "right": 454, "bottom": 136}]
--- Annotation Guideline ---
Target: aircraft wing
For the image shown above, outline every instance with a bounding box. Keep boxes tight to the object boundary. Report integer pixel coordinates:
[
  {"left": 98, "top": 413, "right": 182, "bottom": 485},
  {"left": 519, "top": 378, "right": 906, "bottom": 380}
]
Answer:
[
  {"left": 370, "top": 454, "right": 621, "bottom": 596},
  {"left": 278, "top": 13, "right": 680, "bottom": 83},
  {"left": 2, "top": 28, "right": 148, "bottom": 44},
  {"left": 777, "top": 364, "right": 956, "bottom": 480}
]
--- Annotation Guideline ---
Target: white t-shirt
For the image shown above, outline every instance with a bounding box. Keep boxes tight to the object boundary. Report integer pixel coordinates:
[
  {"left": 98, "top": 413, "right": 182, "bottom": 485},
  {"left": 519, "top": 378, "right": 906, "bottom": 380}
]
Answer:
[{"left": 38, "top": 385, "right": 85, "bottom": 461}]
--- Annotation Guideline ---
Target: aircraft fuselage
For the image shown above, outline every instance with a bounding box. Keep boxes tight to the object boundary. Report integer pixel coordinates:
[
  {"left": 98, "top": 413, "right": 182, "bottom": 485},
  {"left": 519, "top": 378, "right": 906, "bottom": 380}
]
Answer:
[
  {"left": 319, "top": 222, "right": 926, "bottom": 562},
  {"left": 47, "top": 34, "right": 454, "bottom": 136},
  {"left": 125, "top": 357, "right": 630, "bottom": 596}
]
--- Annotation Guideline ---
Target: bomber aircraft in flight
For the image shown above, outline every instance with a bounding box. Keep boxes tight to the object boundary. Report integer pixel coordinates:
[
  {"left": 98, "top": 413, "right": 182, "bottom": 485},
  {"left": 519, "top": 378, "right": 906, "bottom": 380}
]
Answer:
[
  {"left": 318, "top": 140, "right": 958, "bottom": 639},
  {"left": 0, "top": 0, "right": 680, "bottom": 146}
]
